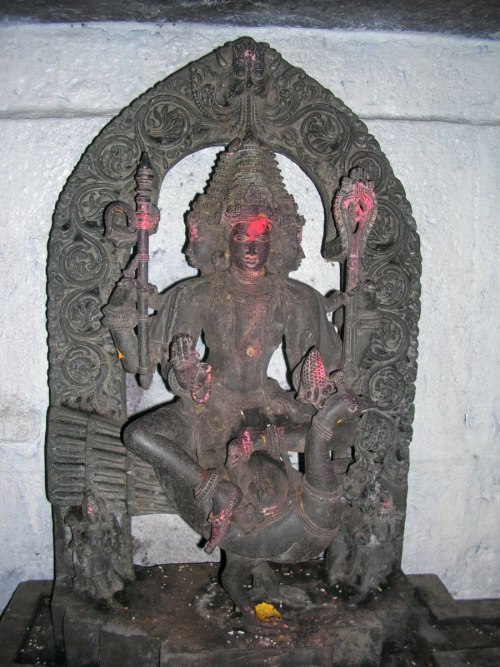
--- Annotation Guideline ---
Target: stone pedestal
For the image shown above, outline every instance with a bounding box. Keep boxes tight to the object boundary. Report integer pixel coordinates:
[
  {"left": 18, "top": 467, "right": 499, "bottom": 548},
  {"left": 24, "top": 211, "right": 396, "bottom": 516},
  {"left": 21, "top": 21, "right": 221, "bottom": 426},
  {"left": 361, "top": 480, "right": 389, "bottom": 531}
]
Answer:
[
  {"left": 1, "top": 562, "right": 414, "bottom": 666},
  {"left": 6, "top": 566, "right": 500, "bottom": 666}
]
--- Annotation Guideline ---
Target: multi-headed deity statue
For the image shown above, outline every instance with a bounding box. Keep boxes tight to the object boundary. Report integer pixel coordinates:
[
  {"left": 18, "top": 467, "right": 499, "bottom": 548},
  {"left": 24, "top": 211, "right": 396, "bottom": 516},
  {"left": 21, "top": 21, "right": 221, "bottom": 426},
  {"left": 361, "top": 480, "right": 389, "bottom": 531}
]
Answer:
[{"left": 104, "top": 135, "right": 377, "bottom": 633}]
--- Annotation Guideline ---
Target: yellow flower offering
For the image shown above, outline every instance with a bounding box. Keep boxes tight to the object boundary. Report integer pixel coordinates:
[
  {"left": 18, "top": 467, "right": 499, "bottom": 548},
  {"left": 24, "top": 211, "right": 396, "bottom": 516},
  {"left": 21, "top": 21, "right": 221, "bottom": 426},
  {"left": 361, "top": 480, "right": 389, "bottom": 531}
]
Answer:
[{"left": 255, "top": 602, "right": 281, "bottom": 623}]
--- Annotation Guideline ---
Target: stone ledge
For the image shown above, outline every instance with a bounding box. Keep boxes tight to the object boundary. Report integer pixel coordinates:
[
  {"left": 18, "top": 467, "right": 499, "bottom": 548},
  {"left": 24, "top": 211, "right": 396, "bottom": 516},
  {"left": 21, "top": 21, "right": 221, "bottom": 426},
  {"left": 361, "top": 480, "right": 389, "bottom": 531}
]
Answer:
[
  {"left": 5, "top": 571, "right": 500, "bottom": 666},
  {"left": 0, "top": 581, "right": 53, "bottom": 667},
  {"left": 408, "top": 573, "right": 464, "bottom": 623},
  {"left": 0, "top": 0, "right": 498, "bottom": 39},
  {"left": 432, "top": 647, "right": 500, "bottom": 666}
]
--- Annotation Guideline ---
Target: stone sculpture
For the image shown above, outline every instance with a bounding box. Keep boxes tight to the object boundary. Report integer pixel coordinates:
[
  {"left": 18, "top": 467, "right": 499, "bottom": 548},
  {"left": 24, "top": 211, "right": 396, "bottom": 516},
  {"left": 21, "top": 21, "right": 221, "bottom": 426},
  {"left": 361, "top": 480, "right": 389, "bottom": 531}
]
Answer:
[
  {"left": 65, "top": 488, "right": 134, "bottom": 608},
  {"left": 102, "top": 134, "right": 382, "bottom": 632},
  {"left": 46, "top": 36, "right": 420, "bottom": 655}
]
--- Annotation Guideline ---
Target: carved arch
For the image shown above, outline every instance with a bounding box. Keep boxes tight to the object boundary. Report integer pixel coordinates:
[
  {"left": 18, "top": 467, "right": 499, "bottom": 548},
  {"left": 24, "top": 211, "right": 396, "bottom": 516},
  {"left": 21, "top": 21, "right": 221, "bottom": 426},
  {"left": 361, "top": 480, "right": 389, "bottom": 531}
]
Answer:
[{"left": 47, "top": 37, "right": 420, "bottom": 566}]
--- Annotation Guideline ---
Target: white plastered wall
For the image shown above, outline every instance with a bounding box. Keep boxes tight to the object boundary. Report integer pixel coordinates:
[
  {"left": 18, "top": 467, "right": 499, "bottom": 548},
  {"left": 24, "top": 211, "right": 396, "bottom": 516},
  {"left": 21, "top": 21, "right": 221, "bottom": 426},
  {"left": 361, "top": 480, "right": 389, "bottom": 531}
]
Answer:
[{"left": 0, "top": 22, "right": 498, "bottom": 612}]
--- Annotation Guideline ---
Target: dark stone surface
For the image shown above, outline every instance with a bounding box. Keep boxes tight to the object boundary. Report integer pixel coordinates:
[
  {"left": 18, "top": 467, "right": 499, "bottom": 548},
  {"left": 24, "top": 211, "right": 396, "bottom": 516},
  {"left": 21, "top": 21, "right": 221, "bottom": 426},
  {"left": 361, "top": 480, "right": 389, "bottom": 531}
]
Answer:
[
  {"left": 0, "top": 581, "right": 55, "bottom": 667},
  {"left": 365, "top": 571, "right": 413, "bottom": 647},
  {"left": 0, "top": 0, "right": 498, "bottom": 39},
  {"left": 4, "top": 569, "right": 500, "bottom": 666},
  {"left": 63, "top": 602, "right": 102, "bottom": 666},
  {"left": 100, "top": 620, "right": 160, "bottom": 667},
  {"left": 408, "top": 573, "right": 464, "bottom": 623},
  {"left": 432, "top": 647, "right": 500, "bottom": 666},
  {"left": 457, "top": 599, "right": 500, "bottom": 623},
  {"left": 1, "top": 563, "right": 410, "bottom": 666}
]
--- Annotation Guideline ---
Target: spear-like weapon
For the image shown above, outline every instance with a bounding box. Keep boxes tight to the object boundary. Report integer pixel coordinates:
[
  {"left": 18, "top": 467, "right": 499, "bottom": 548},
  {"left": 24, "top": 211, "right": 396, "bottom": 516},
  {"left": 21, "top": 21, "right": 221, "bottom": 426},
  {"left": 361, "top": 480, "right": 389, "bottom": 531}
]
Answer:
[
  {"left": 332, "top": 167, "right": 378, "bottom": 388},
  {"left": 104, "top": 153, "right": 160, "bottom": 389}
]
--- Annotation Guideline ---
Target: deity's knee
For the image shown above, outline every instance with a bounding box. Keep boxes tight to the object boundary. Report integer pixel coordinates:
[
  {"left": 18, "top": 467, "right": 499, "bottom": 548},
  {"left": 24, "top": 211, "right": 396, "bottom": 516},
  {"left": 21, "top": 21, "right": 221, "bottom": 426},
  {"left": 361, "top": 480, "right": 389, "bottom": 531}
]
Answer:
[{"left": 122, "top": 418, "right": 153, "bottom": 459}]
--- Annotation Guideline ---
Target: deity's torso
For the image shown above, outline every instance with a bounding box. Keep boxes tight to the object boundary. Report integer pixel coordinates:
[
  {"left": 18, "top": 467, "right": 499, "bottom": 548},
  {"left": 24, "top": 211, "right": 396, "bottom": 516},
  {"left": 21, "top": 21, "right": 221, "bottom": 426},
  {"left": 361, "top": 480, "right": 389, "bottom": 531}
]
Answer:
[{"left": 151, "top": 270, "right": 342, "bottom": 402}]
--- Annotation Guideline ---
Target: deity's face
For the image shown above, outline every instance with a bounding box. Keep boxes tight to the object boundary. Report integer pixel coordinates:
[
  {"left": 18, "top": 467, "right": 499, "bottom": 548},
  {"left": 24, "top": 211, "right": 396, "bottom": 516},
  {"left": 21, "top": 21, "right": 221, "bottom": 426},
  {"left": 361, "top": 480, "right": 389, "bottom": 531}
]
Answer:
[
  {"left": 185, "top": 220, "right": 215, "bottom": 273},
  {"left": 229, "top": 217, "right": 271, "bottom": 272},
  {"left": 285, "top": 224, "right": 305, "bottom": 272}
]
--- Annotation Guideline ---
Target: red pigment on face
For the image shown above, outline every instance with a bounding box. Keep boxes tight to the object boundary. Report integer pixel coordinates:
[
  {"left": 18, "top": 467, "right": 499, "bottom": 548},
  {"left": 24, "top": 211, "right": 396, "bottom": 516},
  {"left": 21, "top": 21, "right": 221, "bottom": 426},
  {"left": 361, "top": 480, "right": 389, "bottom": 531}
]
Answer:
[
  {"left": 241, "top": 430, "right": 253, "bottom": 456},
  {"left": 189, "top": 223, "right": 199, "bottom": 240},
  {"left": 86, "top": 502, "right": 97, "bottom": 515},
  {"left": 245, "top": 215, "right": 271, "bottom": 240},
  {"left": 244, "top": 49, "right": 257, "bottom": 63}
]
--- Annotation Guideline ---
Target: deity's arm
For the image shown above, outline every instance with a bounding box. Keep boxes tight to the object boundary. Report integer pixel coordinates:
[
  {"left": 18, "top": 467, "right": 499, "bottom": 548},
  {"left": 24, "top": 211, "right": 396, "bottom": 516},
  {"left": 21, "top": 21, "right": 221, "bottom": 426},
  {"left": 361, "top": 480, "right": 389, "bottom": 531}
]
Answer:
[
  {"left": 102, "top": 279, "right": 141, "bottom": 373},
  {"left": 149, "top": 280, "right": 211, "bottom": 403},
  {"left": 323, "top": 289, "right": 348, "bottom": 314},
  {"left": 103, "top": 279, "right": 177, "bottom": 375},
  {"left": 150, "top": 280, "right": 204, "bottom": 379},
  {"left": 283, "top": 280, "right": 343, "bottom": 391}
]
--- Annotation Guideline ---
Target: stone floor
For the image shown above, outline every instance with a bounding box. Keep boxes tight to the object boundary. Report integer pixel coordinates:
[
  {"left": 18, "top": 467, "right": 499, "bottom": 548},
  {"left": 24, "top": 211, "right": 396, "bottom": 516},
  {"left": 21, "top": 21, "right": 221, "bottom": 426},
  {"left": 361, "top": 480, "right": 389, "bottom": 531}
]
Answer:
[{"left": 1, "top": 566, "right": 499, "bottom": 666}]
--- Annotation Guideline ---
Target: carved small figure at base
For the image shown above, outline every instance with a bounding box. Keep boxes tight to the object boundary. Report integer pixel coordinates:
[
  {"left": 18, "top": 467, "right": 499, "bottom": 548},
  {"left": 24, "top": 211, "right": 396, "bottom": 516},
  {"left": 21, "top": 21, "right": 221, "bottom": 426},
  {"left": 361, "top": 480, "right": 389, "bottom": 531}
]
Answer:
[{"left": 65, "top": 489, "right": 133, "bottom": 608}]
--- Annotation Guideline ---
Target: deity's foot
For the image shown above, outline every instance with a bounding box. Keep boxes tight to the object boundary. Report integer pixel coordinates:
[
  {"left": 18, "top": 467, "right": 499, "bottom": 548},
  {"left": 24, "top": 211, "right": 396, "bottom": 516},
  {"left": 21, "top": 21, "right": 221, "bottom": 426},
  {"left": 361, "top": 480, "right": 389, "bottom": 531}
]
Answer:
[
  {"left": 204, "top": 481, "right": 242, "bottom": 554},
  {"left": 251, "top": 563, "right": 312, "bottom": 609}
]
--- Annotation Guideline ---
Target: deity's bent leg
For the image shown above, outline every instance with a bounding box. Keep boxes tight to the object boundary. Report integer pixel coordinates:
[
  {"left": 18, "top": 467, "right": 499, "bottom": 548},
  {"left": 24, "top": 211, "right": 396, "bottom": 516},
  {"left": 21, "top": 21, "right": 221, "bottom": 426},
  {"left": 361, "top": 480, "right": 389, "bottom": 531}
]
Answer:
[
  {"left": 123, "top": 406, "right": 241, "bottom": 552},
  {"left": 123, "top": 411, "right": 202, "bottom": 491}
]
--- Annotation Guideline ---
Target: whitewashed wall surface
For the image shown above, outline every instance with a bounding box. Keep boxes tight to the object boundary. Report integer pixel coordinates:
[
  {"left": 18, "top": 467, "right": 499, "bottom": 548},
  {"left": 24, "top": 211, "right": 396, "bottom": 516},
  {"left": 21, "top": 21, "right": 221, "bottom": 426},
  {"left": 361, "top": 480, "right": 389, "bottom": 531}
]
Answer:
[{"left": 0, "top": 22, "right": 498, "bottom": 612}]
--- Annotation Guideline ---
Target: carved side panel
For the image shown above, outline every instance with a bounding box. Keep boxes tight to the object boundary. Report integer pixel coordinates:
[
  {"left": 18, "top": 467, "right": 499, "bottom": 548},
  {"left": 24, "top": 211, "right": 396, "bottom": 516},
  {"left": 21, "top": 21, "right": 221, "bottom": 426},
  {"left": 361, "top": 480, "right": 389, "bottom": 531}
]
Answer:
[
  {"left": 48, "top": 38, "right": 420, "bottom": 575},
  {"left": 47, "top": 406, "right": 126, "bottom": 510}
]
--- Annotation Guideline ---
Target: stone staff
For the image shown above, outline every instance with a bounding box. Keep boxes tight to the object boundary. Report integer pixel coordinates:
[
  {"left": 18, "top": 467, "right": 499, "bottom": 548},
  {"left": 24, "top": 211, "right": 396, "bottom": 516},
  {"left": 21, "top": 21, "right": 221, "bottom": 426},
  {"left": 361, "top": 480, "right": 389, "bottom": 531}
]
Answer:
[
  {"left": 332, "top": 167, "right": 378, "bottom": 386},
  {"left": 104, "top": 153, "right": 160, "bottom": 389}
]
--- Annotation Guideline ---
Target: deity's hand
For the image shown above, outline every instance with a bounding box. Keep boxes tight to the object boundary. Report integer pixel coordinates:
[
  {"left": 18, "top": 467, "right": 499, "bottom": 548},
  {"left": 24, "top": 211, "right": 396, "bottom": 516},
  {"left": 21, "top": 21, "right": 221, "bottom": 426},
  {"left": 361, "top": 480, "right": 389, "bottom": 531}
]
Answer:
[
  {"left": 102, "top": 278, "right": 139, "bottom": 330},
  {"left": 297, "top": 347, "right": 336, "bottom": 410},
  {"left": 324, "top": 289, "right": 353, "bottom": 313},
  {"left": 170, "top": 334, "right": 212, "bottom": 403},
  {"left": 226, "top": 431, "right": 254, "bottom": 469},
  {"left": 190, "top": 362, "right": 212, "bottom": 404}
]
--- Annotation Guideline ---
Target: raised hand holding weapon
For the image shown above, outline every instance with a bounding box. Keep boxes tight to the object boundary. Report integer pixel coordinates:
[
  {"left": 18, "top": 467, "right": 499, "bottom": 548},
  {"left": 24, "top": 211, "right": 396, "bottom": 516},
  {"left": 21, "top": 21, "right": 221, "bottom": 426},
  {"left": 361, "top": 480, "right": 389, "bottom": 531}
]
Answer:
[{"left": 104, "top": 154, "right": 160, "bottom": 389}]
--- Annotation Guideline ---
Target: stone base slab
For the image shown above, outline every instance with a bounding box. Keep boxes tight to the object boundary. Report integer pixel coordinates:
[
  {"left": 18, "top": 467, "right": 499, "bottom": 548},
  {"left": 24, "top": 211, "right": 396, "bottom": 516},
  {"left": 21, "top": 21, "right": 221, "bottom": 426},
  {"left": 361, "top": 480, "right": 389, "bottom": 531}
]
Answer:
[
  {"left": 2, "top": 562, "right": 416, "bottom": 666},
  {"left": 4, "top": 568, "right": 500, "bottom": 665}
]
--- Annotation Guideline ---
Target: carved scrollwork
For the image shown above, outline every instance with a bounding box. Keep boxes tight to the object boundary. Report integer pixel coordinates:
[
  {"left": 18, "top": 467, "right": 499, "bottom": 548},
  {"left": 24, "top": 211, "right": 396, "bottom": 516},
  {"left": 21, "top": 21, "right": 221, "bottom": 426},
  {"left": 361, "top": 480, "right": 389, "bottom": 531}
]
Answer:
[
  {"left": 140, "top": 97, "right": 191, "bottom": 146},
  {"left": 96, "top": 135, "right": 142, "bottom": 181},
  {"left": 59, "top": 231, "right": 108, "bottom": 285},
  {"left": 189, "top": 62, "right": 243, "bottom": 126},
  {"left": 365, "top": 199, "right": 408, "bottom": 260},
  {"left": 367, "top": 367, "right": 406, "bottom": 411},
  {"left": 356, "top": 410, "right": 397, "bottom": 464},
  {"left": 60, "top": 289, "right": 103, "bottom": 337},
  {"left": 301, "top": 110, "right": 345, "bottom": 156},
  {"left": 367, "top": 312, "right": 409, "bottom": 364},
  {"left": 265, "top": 70, "right": 308, "bottom": 124},
  {"left": 70, "top": 183, "right": 121, "bottom": 226},
  {"left": 62, "top": 344, "right": 103, "bottom": 387},
  {"left": 371, "top": 263, "right": 410, "bottom": 308},
  {"left": 347, "top": 149, "right": 390, "bottom": 193}
]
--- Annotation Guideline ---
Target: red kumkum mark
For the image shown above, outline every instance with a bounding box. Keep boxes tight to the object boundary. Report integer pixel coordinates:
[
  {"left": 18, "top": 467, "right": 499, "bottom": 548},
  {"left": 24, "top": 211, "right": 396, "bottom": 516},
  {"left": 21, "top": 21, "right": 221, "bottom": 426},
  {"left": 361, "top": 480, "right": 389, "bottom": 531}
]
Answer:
[
  {"left": 245, "top": 215, "right": 271, "bottom": 240},
  {"left": 311, "top": 356, "right": 327, "bottom": 384},
  {"left": 343, "top": 183, "right": 375, "bottom": 224},
  {"left": 189, "top": 222, "right": 200, "bottom": 240},
  {"left": 303, "top": 348, "right": 328, "bottom": 388},
  {"left": 244, "top": 49, "right": 257, "bottom": 63}
]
